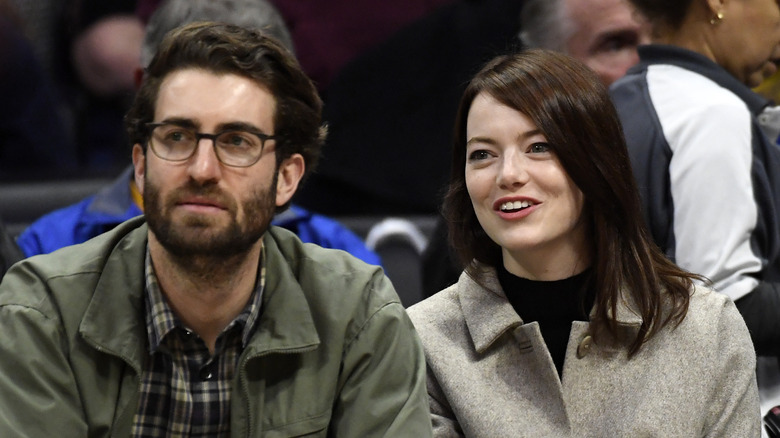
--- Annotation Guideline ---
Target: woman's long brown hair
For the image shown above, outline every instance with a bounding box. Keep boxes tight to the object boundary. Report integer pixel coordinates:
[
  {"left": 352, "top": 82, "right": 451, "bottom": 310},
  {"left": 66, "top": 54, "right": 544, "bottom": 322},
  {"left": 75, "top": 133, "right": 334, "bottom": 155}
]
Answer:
[{"left": 444, "top": 49, "right": 701, "bottom": 356}]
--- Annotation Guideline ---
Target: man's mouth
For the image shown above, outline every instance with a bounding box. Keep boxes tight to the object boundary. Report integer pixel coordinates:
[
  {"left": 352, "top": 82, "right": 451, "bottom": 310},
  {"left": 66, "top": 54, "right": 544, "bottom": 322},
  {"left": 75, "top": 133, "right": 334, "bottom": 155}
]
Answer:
[
  {"left": 184, "top": 201, "right": 222, "bottom": 208},
  {"left": 176, "top": 196, "right": 228, "bottom": 212}
]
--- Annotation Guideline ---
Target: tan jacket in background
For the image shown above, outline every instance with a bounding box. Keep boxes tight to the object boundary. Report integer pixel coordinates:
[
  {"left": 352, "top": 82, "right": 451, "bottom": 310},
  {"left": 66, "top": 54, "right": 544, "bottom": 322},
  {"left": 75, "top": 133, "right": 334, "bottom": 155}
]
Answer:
[{"left": 407, "top": 266, "right": 761, "bottom": 437}]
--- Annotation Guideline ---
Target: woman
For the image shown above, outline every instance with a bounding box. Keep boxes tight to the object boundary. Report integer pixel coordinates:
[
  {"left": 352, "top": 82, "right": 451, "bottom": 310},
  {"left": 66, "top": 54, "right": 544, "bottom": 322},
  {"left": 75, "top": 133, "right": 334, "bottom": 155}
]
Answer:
[
  {"left": 407, "top": 49, "right": 760, "bottom": 436},
  {"left": 610, "top": 0, "right": 780, "bottom": 358}
]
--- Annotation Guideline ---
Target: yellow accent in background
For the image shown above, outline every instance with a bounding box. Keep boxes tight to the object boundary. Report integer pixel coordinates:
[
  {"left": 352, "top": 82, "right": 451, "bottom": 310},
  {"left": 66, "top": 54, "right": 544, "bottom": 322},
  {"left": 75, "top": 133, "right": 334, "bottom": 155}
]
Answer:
[
  {"left": 755, "top": 69, "right": 780, "bottom": 103},
  {"left": 130, "top": 180, "right": 144, "bottom": 212}
]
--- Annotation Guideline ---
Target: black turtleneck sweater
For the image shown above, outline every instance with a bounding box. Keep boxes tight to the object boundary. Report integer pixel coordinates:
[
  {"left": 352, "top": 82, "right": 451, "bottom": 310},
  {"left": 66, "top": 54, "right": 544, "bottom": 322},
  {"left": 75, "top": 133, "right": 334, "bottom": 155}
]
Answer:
[{"left": 497, "top": 265, "right": 595, "bottom": 378}]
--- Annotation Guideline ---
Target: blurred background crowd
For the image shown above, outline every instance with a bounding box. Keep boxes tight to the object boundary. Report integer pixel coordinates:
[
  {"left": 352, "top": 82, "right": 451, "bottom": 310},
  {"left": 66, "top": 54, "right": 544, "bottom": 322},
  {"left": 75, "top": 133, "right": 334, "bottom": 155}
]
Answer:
[
  {"left": 0, "top": 0, "right": 527, "bottom": 302},
  {"left": 6, "top": 0, "right": 780, "bottom": 433},
  {"left": 0, "top": 0, "right": 514, "bottom": 194}
]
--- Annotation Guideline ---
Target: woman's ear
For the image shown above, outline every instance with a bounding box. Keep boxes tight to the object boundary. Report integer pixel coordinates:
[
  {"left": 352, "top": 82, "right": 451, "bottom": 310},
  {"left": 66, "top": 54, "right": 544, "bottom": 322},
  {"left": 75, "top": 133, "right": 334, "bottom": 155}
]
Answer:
[
  {"left": 275, "top": 153, "right": 305, "bottom": 207},
  {"left": 705, "top": 0, "right": 726, "bottom": 21}
]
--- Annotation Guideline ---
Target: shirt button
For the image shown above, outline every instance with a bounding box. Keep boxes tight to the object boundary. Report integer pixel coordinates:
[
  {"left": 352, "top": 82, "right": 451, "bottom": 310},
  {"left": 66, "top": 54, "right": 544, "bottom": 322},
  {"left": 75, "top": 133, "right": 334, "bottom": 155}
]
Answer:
[
  {"left": 577, "top": 335, "right": 593, "bottom": 359},
  {"left": 199, "top": 367, "right": 213, "bottom": 381}
]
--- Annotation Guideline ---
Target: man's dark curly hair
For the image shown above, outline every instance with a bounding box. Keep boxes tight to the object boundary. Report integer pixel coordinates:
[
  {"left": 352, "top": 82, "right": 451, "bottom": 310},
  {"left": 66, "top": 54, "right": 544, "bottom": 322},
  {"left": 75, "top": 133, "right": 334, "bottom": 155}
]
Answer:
[{"left": 125, "top": 22, "right": 326, "bottom": 209}]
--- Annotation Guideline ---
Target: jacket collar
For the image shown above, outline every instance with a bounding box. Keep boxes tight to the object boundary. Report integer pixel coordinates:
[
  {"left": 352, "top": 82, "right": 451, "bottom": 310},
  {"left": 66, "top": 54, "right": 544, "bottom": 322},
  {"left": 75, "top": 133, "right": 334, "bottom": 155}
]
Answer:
[
  {"left": 631, "top": 44, "right": 770, "bottom": 114},
  {"left": 242, "top": 227, "right": 320, "bottom": 357},
  {"left": 85, "top": 166, "right": 142, "bottom": 223},
  {"left": 79, "top": 218, "right": 149, "bottom": 370},
  {"left": 78, "top": 219, "right": 320, "bottom": 370},
  {"left": 459, "top": 266, "right": 523, "bottom": 354},
  {"left": 459, "top": 263, "right": 643, "bottom": 354}
]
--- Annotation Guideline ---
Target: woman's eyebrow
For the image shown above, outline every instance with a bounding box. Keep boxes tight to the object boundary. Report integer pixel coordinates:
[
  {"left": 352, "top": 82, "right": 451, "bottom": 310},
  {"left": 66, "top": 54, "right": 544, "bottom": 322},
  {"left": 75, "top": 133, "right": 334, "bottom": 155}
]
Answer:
[
  {"left": 466, "top": 129, "right": 544, "bottom": 146},
  {"left": 466, "top": 135, "right": 496, "bottom": 147}
]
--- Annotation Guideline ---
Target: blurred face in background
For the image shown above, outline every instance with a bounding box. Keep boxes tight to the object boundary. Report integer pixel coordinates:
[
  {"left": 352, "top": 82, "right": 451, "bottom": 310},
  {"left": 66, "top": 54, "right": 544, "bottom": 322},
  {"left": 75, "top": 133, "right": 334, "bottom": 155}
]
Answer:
[
  {"left": 563, "top": 0, "right": 651, "bottom": 85},
  {"left": 713, "top": 0, "right": 780, "bottom": 87},
  {"left": 751, "top": 45, "right": 780, "bottom": 99}
]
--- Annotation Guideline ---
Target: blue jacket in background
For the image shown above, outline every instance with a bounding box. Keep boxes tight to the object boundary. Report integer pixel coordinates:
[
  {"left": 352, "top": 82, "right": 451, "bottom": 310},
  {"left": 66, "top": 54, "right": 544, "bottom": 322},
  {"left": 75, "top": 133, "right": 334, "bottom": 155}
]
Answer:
[{"left": 17, "top": 167, "right": 381, "bottom": 266}]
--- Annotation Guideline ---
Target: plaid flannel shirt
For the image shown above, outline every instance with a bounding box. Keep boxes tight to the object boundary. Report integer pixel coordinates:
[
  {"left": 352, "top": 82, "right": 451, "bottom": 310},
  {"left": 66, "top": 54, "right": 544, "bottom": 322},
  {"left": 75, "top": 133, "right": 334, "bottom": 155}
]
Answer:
[{"left": 131, "top": 247, "right": 265, "bottom": 437}]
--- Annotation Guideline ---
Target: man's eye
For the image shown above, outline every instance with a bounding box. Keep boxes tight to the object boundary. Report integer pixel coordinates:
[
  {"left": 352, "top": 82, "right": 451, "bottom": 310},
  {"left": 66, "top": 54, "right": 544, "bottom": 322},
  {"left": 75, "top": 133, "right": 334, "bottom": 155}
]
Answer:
[
  {"left": 596, "top": 32, "right": 639, "bottom": 54},
  {"left": 163, "top": 129, "right": 193, "bottom": 142},
  {"left": 227, "top": 134, "right": 246, "bottom": 146},
  {"left": 219, "top": 132, "right": 257, "bottom": 149}
]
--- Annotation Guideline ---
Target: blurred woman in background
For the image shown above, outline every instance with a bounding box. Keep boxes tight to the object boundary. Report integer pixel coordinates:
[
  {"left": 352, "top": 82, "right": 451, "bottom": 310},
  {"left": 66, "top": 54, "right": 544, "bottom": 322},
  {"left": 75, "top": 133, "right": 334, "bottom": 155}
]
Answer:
[{"left": 610, "top": 0, "right": 780, "bottom": 376}]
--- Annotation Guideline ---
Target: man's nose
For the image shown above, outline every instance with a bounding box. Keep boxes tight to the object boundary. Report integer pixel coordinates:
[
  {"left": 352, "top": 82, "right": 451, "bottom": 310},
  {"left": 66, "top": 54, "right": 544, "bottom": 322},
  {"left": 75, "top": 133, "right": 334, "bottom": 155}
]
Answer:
[{"left": 188, "top": 138, "right": 222, "bottom": 182}]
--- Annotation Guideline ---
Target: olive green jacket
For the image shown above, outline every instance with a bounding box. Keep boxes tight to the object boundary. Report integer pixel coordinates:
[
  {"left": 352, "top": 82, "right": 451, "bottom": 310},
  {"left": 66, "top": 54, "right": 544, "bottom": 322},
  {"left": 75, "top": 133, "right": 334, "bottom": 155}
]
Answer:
[{"left": 0, "top": 217, "right": 431, "bottom": 437}]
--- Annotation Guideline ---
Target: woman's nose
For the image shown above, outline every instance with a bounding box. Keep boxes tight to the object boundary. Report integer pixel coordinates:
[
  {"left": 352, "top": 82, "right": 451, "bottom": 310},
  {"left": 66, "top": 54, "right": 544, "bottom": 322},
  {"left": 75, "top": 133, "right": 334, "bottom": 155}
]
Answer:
[{"left": 497, "top": 152, "right": 528, "bottom": 188}]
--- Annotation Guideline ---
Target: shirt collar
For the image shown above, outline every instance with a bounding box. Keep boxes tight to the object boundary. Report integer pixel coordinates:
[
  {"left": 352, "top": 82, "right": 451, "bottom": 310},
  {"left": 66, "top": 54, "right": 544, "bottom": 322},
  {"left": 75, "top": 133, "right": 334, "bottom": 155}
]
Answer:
[{"left": 143, "top": 245, "right": 266, "bottom": 353}]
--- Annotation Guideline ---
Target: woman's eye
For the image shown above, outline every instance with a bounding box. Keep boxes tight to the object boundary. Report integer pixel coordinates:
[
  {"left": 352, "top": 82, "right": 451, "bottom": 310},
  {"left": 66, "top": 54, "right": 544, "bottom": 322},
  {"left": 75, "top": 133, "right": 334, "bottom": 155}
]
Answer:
[
  {"left": 468, "top": 150, "right": 490, "bottom": 161},
  {"left": 529, "top": 142, "right": 550, "bottom": 153}
]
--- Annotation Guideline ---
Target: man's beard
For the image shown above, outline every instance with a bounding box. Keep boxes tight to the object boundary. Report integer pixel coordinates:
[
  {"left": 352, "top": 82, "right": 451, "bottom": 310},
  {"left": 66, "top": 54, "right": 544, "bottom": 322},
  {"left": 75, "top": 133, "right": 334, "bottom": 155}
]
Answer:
[{"left": 144, "top": 173, "right": 277, "bottom": 260}]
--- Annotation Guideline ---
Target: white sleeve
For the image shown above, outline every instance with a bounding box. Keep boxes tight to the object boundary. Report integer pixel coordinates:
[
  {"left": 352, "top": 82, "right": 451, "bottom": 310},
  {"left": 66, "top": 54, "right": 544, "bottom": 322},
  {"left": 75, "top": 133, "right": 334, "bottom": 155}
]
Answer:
[{"left": 649, "top": 67, "right": 761, "bottom": 300}]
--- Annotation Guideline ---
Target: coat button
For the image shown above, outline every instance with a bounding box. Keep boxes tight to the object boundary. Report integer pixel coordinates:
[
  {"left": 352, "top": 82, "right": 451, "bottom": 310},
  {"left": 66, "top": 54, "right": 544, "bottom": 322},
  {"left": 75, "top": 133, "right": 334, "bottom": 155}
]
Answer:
[{"left": 577, "top": 335, "right": 593, "bottom": 359}]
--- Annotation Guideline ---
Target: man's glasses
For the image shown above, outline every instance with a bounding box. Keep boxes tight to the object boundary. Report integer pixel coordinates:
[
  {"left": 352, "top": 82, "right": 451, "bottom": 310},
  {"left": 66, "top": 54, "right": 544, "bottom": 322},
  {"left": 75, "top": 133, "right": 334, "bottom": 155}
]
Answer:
[{"left": 146, "top": 122, "right": 277, "bottom": 167}]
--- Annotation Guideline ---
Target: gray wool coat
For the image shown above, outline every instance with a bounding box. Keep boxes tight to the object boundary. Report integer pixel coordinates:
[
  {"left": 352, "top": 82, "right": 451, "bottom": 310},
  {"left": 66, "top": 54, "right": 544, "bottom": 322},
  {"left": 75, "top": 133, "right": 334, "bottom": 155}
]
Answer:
[{"left": 407, "top": 266, "right": 761, "bottom": 437}]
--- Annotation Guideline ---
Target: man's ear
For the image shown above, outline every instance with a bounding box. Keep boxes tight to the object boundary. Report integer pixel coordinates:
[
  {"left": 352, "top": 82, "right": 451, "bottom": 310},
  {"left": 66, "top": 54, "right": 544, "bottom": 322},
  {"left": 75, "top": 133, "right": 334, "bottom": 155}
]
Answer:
[
  {"left": 132, "top": 144, "right": 146, "bottom": 194},
  {"left": 275, "top": 153, "right": 305, "bottom": 207}
]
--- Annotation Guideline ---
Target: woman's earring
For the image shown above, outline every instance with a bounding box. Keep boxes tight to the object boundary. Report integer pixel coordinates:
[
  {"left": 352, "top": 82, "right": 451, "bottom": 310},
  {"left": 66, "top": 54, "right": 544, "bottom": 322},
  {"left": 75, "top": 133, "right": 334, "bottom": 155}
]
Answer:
[{"left": 710, "top": 11, "right": 724, "bottom": 25}]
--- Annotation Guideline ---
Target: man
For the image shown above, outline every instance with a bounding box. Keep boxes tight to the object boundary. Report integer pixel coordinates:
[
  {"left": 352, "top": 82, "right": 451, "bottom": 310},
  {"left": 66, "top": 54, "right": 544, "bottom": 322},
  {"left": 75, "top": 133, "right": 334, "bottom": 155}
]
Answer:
[
  {"left": 16, "top": 0, "right": 380, "bottom": 266},
  {"left": 0, "top": 22, "right": 430, "bottom": 436},
  {"left": 422, "top": 0, "right": 651, "bottom": 296},
  {"left": 519, "top": 0, "right": 650, "bottom": 87}
]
